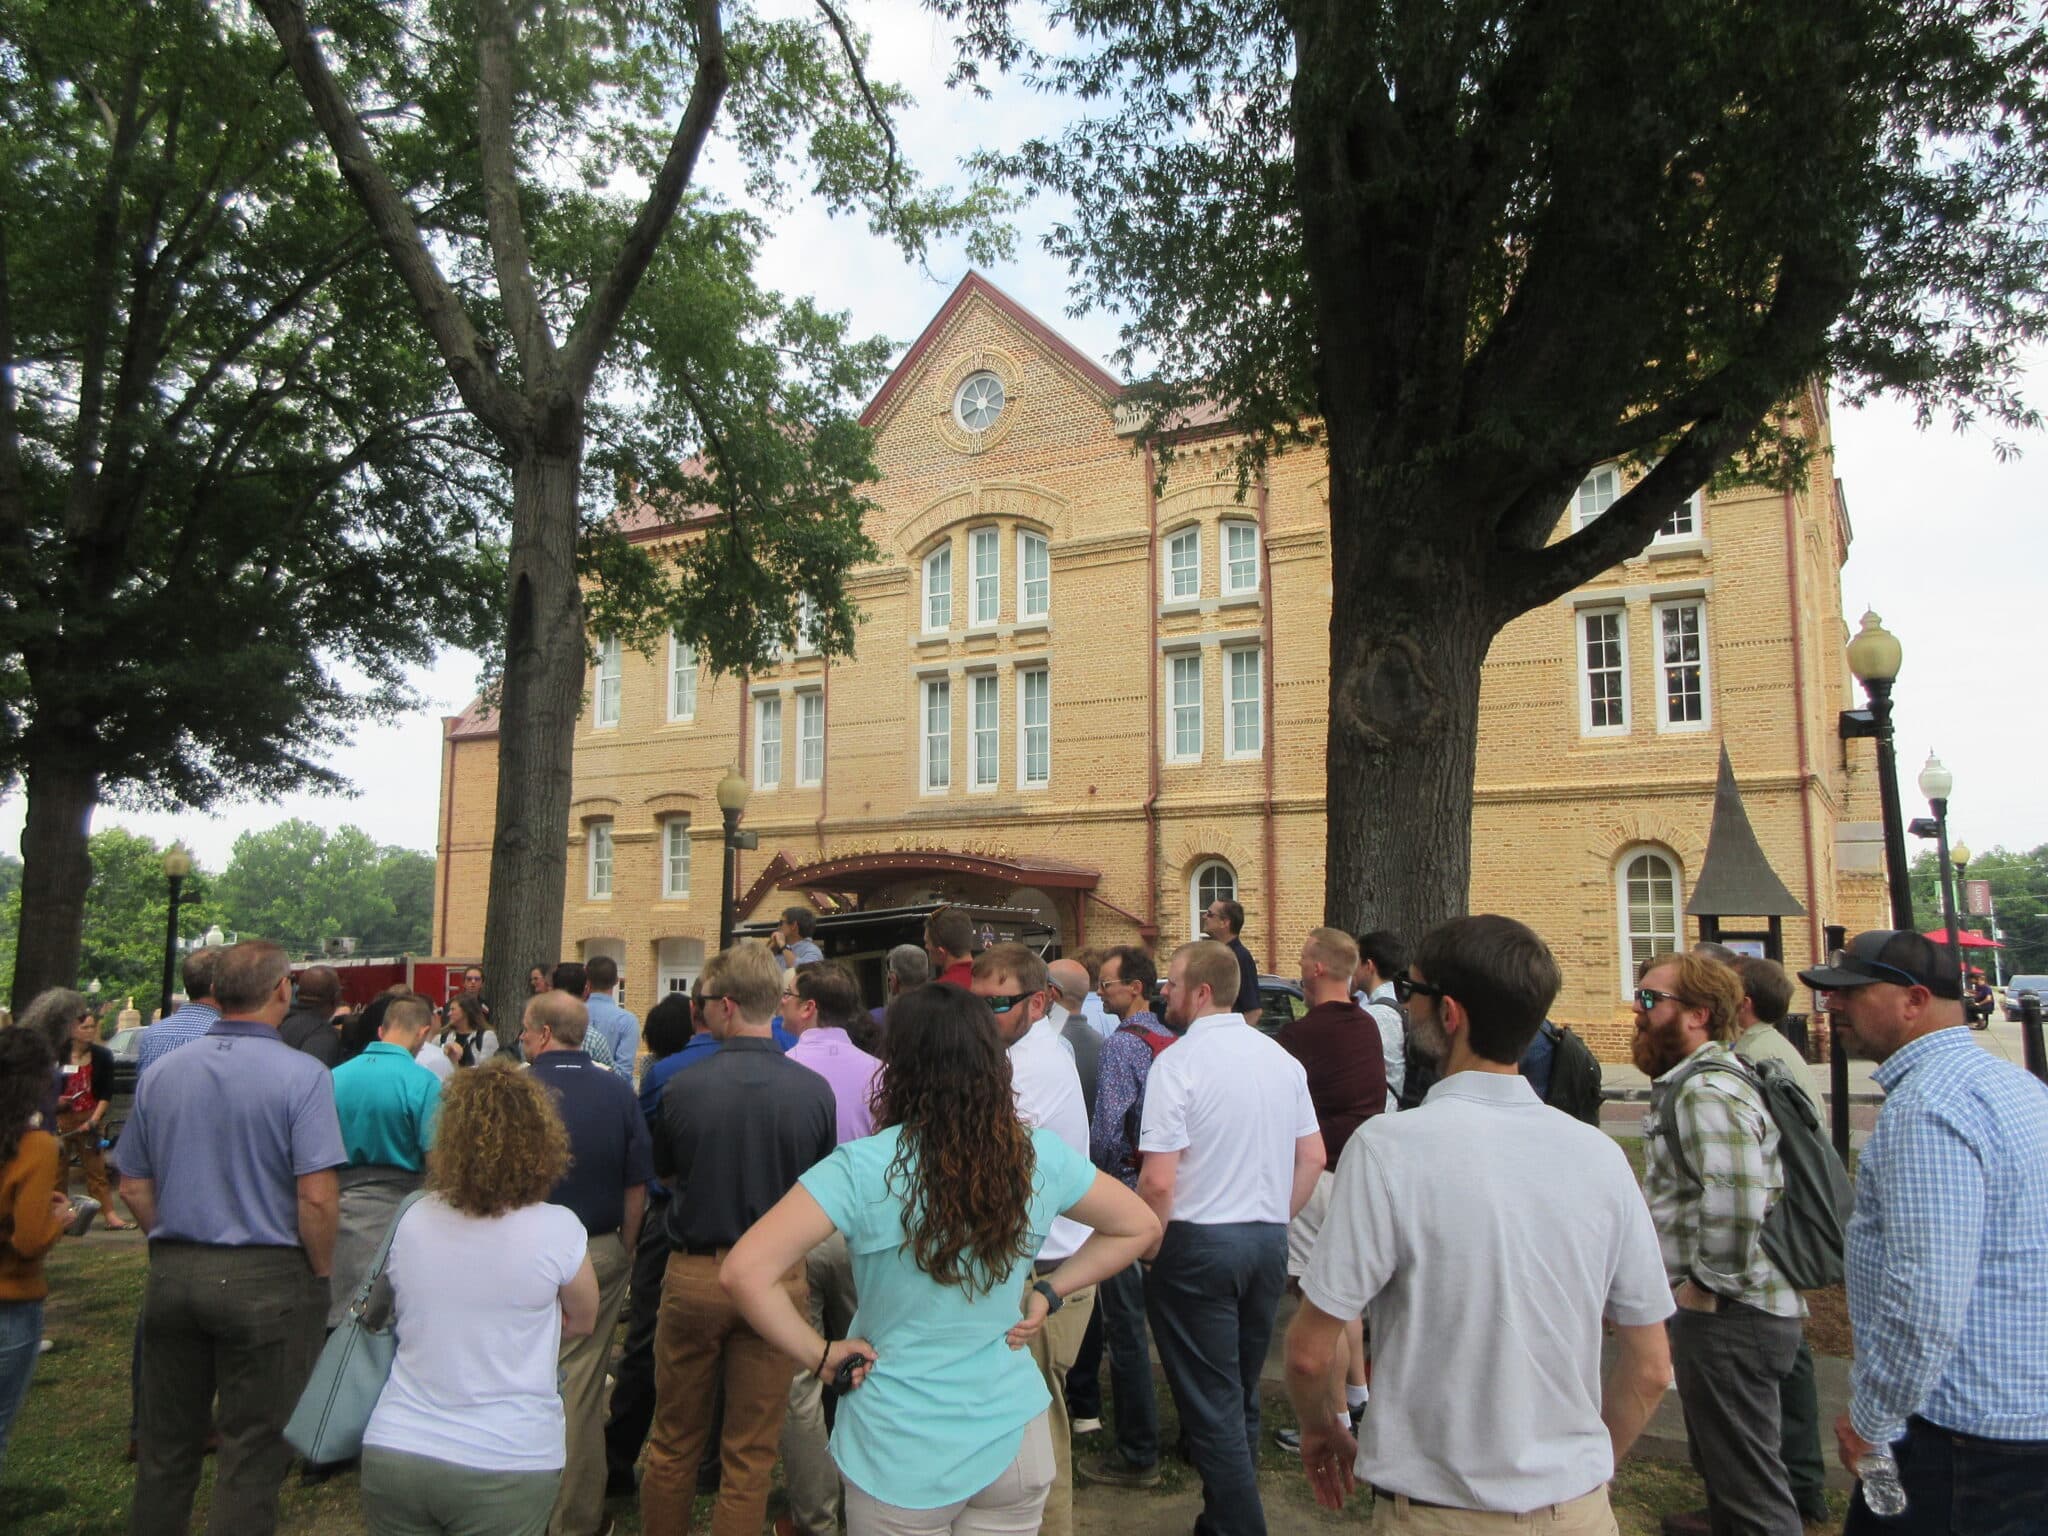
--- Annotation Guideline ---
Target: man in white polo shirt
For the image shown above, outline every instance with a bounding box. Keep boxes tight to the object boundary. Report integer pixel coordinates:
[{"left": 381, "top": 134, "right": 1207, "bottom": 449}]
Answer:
[
  {"left": 1139, "top": 938, "right": 1325, "bottom": 1536},
  {"left": 1284, "top": 914, "right": 1674, "bottom": 1533},
  {"left": 971, "top": 943, "right": 1096, "bottom": 1536}
]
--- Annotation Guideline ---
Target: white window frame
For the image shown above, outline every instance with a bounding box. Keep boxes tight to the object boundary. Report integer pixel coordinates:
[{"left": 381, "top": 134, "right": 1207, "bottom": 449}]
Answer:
[
  {"left": 922, "top": 544, "right": 952, "bottom": 634},
  {"left": 754, "top": 693, "right": 783, "bottom": 790},
  {"left": 662, "top": 818, "right": 691, "bottom": 899},
  {"left": 1167, "top": 651, "right": 1203, "bottom": 763},
  {"left": 1655, "top": 489, "right": 1703, "bottom": 542},
  {"left": 1225, "top": 645, "right": 1263, "bottom": 759},
  {"left": 970, "top": 526, "right": 1000, "bottom": 627},
  {"left": 796, "top": 688, "right": 825, "bottom": 785},
  {"left": 1653, "top": 598, "right": 1711, "bottom": 732},
  {"left": 1018, "top": 666, "right": 1050, "bottom": 788},
  {"left": 1617, "top": 847, "right": 1682, "bottom": 999},
  {"left": 666, "top": 632, "right": 697, "bottom": 721},
  {"left": 587, "top": 821, "right": 614, "bottom": 901},
  {"left": 594, "top": 634, "right": 622, "bottom": 728},
  {"left": 1574, "top": 465, "right": 1620, "bottom": 529},
  {"left": 1577, "top": 606, "right": 1630, "bottom": 737},
  {"left": 795, "top": 594, "right": 820, "bottom": 655},
  {"left": 1222, "top": 519, "right": 1260, "bottom": 595},
  {"left": 1190, "top": 859, "right": 1236, "bottom": 941},
  {"left": 920, "top": 677, "right": 951, "bottom": 793},
  {"left": 1165, "top": 526, "right": 1200, "bottom": 601},
  {"left": 969, "top": 672, "right": 999, "bottom": 792},
  {"left": 1018, "top": 530, "right": 1050, "bottom": 621}
]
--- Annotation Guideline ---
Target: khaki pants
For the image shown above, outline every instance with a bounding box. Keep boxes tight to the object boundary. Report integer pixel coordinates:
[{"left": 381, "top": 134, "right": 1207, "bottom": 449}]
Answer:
[
  {"left": 781, "top": 1231, "right": 858, "bottom": 1536},
  {"left": 843, "top": 1411, "right": 1054, "bottom": 1536},
  {"left": 641, "top": 1251, "right": 805, "bottom": 1536},
  {"left": 1020, "top": 1276, "right": 1096, "bottom": 1536},
  {"left": 551, "top": 1231, "right": 631, "bottom": 1536},
  {"left": 56, "top": 1111, "right": 115, "bottom": 1210},
  {"left": 1369, "top": 1484, "right": 1617, "bottom": 1536}
]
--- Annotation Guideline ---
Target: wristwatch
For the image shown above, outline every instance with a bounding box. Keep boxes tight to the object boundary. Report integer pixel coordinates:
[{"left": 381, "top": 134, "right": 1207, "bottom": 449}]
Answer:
[{"left": 1032, "top": 1279, "right": 1064, "bottom": 1314}]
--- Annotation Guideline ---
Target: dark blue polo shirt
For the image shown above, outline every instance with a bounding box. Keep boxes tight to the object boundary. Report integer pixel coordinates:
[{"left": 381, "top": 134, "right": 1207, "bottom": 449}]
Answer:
[{"left": 529, "top": 1049, "right": 654, "bottom": 1236}]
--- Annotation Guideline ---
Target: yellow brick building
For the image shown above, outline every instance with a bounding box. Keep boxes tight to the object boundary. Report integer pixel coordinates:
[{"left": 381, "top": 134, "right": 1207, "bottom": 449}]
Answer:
[{"left": 433, "top": 273, "right": 1888, "bottom": 1057}]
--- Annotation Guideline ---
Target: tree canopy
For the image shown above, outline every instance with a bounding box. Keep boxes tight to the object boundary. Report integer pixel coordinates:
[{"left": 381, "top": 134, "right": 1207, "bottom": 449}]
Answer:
[{"left": 213, "top": 819, "right": 435, "bottom": 958}]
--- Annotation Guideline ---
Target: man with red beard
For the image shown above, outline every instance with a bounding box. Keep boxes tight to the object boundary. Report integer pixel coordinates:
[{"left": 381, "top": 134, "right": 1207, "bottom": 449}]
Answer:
[{"left": 1634, "top": 950, "right": 1803, "bottom": 1536}]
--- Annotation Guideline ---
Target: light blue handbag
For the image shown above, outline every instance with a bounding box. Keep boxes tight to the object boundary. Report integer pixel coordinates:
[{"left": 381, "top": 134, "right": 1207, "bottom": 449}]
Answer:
[{"left": 284, "top": 1190, "right": 427, "bottom": 1465}]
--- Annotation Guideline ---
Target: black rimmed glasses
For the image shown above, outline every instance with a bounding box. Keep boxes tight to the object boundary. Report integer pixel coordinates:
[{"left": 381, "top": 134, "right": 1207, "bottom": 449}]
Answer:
[{"left": 1391, "top": 975, "right": 1444, "bottom": 1004}]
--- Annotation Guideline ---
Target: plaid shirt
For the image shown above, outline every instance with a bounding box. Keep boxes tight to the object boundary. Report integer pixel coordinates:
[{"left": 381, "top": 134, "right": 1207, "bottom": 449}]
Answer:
[
  {"left": 1848, "top": 1027, "right": 2048, "bottom": 1445},
  {"left": 1642, "top": 1040, "right": 1802, "bottom": 1318},
  {"left": 1090, "top": 1010, "right": 1163, "bottom": 1189},
  {"left": 136, "top": 1002, "right": 221, "bottom": 1078}
]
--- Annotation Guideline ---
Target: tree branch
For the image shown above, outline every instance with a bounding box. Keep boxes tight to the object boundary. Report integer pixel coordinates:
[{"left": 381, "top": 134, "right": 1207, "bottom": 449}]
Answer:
[
  {"left": 813, "top": 0, "right": 908, "bottom": 216},
  {"left": 562, "top": 0, "right": 729, "bottom": 396},
  {"left": 252, "top": 0, "right": 527, "bottom": 446},
  {"left": 474, "top": 0, "right": 558, "bottom": 386}
]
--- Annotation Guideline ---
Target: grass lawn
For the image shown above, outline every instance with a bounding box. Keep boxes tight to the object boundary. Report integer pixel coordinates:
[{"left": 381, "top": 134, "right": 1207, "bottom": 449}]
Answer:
[{"left": 6, "top": 1241, "right": 1847, "bottom": 1536}]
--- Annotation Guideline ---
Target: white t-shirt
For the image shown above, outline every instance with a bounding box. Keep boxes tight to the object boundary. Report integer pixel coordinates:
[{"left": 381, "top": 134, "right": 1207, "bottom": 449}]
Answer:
[
  {"left": 1302, "top": 1070, "right": 1673, "bottom": 1512},
  {"left": 1137, "top": 1012, "right": 1319, "bottom": 1225},
  {"left": 413, "top": 1041, "right": 455, "bottom": 1082},
  {"left": 1007, "top": 1015, "right": 1093, "bottom": 1261},
  {"left": 363, "top": 1195, "right": 589, "bottom": 1472}
]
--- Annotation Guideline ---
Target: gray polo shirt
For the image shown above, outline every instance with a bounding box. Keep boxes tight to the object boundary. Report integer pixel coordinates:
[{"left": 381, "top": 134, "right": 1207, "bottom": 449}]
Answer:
[{"left": 117, "top": 1019, "right": 346, "bottom": 1248}]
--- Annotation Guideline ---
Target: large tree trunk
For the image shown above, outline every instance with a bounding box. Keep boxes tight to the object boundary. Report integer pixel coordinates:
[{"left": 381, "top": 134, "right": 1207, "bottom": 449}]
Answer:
[
  {"left": 478, "top": 441, "right": 586, "bottom": 1036},
  {"left": 1321, "top": 459, "right": 1499, "bottom": 945},
  {"left": 11, "top": 743, "right": 101, "bottom": 1012}
]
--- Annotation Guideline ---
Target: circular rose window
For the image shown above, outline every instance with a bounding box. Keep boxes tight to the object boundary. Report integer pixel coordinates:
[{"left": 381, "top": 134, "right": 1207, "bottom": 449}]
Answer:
[{"left": 954, "top": 371, "right": 1006, "bottom": 432}]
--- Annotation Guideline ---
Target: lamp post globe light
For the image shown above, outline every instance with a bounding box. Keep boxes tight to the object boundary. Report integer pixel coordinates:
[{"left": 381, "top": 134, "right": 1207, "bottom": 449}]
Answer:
[
  {"left": 716, "top": 767, "right": 752, "bottom": 952},
  {"left": 1840, "top": 610, "right": 1915, "bottom": 928},
  {"left": 1917, "top": 751, "right": 1965, "bottom": 987},
  {"left": 159, "top": 844, "right": 193, "bottom": 1023}
]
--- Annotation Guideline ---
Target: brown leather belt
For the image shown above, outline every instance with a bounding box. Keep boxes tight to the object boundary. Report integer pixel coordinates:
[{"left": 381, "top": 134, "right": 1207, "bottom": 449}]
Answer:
[{"left": 1370, "top": 1486, "right": 1455, "bottom": 1511}]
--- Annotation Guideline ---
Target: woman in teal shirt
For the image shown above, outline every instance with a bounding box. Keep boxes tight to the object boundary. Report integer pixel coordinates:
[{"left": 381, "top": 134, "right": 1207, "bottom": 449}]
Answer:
[{"left": 722, "top": 982, "right": 1157, "bottom": 1533}]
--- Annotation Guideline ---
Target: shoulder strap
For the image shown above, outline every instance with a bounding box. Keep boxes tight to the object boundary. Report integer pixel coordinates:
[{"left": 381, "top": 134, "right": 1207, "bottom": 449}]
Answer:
[
  {"left": 1655, "top": 1055, "right": 1761, "bottom": 1187},
  {"left": 348, "top": 1189, "right": 429, "bottom": 1317}
]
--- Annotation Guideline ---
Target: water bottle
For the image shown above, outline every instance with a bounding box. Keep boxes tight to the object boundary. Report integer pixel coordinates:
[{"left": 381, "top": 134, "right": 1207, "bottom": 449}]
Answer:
[{"left": 1857, "top": 1447, "right": 1907, "bottom": 1517}]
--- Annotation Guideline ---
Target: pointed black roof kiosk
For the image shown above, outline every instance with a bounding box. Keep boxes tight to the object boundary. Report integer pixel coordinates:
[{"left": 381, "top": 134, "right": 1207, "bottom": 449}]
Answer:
[{"left": 1686, "top": 746, "right": 1806, "bottom": 960}]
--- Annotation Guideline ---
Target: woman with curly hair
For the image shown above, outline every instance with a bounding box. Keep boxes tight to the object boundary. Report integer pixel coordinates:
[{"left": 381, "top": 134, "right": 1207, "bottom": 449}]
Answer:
[
  {"left": 359, "top": 1059, "right": 599, "bottom": 1535},
  {"left": 722, "top": 982, "right": 1157, "bottom": 1535},
  {"left": 0, "top": 1025, "right": 69, "bottom": 1475}
]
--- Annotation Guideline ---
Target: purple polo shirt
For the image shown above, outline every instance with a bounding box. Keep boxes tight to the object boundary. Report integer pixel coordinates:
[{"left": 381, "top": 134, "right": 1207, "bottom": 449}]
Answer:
[
  {"left": 117, "top": 1018, "right": 346, "bottom": 1248},
  {"left": 784, "top": 1026, "right": 882, "bottom": 1144}
]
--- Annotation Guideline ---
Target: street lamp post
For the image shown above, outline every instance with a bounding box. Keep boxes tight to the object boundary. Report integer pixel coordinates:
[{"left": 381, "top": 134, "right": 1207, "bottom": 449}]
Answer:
[
  {"left": 1914, "top": 753, "right": 1965, "bottom": 989},
  {"left": 1839, "top": 611, "right": 1914, "bottom": 928},
  {"left": 716, "top": 767, "right": 754, "bottom": 952},
  {"left": 159, "top": 845, "right": 192, "bottom": 1022}
]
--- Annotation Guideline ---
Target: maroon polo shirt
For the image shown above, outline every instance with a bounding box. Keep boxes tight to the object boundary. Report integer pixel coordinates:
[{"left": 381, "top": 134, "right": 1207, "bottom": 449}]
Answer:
[{"left": 1276, "top": 999, "right": 1388, "bottom": 1166}]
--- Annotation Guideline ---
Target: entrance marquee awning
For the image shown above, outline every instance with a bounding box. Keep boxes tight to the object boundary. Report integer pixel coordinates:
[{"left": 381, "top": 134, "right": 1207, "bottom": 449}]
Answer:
[{"left": 778, "top": 850, "right": 1100, "bottom": 896}]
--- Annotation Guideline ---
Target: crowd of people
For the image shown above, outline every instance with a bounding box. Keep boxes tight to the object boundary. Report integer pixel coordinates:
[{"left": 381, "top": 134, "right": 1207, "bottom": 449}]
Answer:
[{"left": 0, "top": 904, "right": 2041, "bottom": 1536}]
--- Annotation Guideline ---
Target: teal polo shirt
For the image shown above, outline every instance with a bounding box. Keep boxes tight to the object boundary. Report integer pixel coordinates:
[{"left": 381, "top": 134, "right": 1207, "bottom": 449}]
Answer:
[{"left": 331, "top": 1041, "right": 442, "bottom": 1171}]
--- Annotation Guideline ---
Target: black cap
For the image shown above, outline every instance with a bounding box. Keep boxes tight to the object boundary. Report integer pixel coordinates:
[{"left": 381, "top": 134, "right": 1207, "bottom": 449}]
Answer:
[{"left": 1797, "top": 930, "right": 1962, "bottom": 1000}]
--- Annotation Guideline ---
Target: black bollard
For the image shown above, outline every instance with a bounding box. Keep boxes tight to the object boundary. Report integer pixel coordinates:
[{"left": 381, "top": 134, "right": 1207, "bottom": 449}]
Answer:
[{"left": 2022, "top": 993, "right": 2047, "bottom": 1085}]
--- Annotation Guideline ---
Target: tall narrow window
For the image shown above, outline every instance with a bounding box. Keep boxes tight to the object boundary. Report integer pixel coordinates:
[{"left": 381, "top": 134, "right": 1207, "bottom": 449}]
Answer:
[
  {"left": 595, "top": 635, "right": 622, "bottom": 728},
  {"left": 1190, "top": 860, "right": 1236, "bottom": 940},
  {"left": 588, "top": 821, "right": 613, "bottom": 900},
  {"left": 667, "top": 633, "right": 697, "bottom": 721},
  {"left": 1166, "top": 527, "right": 1200, "bottom": 600},
  {"left": 1168, "top": 652, "right": 1203, "bottom": 761},
  {"left": 797, "top": 690, "right": 825, "bottom": 785},
  {"left": 1618, "top": 850, "right": 1681, "bottom": 997},
  {"left": 971, "top": 527, "right": 1000, "bottom": 625},
  {"left": 1579, "top": 608, "right": 1629, "bottom": 735},
  {"left": 1655, "top": 600, "right": 1709, "bottom": 729},
  {"left": 1658, "top": 490, "right": 1701, "bottom": 540},
  {"left": 1019, "top": 667, "right": 1050, "bottom": 787},
  {"left": 923, "top": 544, "right": 952, "bottom": 633},
  {"left": 1226, "top": 647, "right": 1262, "bottom": 757},
  {"left": 795, "top": 594, "right": 820, "bottom": 654},
  {"left": 970, "top": 673, "right": 999, "bottom": 790},
  {"left": 1575, "top": 466, "right": 1619, "bottom": 528},
  {"left": 921, "top": 679, "right": 951, "bottom": 792},
  {"left": 1019, "top": 531, "right": 1050, "bottom": 621},
  {"left": 1222, "top": 520, "right": 1260, "bottom": 594},
  {"left": 755, "top": 694, "right": 782, "bottom": 789},
  {"left": 662, "top": 818, "right": 691, "bottom": 898}
]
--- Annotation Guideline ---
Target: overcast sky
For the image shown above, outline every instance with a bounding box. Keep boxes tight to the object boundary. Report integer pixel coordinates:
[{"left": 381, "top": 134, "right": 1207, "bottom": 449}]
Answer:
[{"left": 4, "top": 3, "right": 2041, "bottom": 873}]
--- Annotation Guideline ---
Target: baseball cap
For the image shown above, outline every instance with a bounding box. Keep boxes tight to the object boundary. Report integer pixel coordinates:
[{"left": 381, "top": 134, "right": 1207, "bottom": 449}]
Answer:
[{"left": 1797, "top": 930, "right": 1962, "bottom": 1000}]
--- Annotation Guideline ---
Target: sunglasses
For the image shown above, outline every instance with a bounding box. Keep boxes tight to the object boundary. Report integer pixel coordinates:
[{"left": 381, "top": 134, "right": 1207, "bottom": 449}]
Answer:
[
  {"left": 1635, "top": 987, "right": 1682, "bottom": 1012},
  {"left": 978, "top": 991, "right": 1036, "bottom": 1014},
  {"left": 1391, "top": 975, "right": 1444, "bottom": 1003}
]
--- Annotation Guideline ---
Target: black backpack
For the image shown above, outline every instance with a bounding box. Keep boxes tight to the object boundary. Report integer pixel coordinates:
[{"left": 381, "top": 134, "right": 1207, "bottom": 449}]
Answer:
[
  {"left": 1545, "top": 1025, "right": 1604, "bottom": 1126},
  {"left": 1657, "top": 1054, "right": 1853, "bottom": 1291}
]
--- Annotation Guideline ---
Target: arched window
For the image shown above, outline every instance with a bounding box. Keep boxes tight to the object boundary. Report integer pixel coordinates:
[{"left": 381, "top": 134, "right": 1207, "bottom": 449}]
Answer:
[
  {"left": 1617, "top": 847, "right": 1682, "bottom": 997},
  {"left": 1190, "top": 859, "right": 1237, "bottom": 939}
]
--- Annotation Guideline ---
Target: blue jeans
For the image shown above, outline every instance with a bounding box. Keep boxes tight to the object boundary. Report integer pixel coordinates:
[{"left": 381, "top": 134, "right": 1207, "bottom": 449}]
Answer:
[
  {"left": 1845, "top": 1416, "right": 2048, "bottom": 1536},
  {"left": 1144, "top": 1221, "right": 1286, "bottom": 1536},
  {"left": 0, "top": 1298, "right": 45, "bottom": 1475},
  {"left": 1097, "top": 1259, "right": 1160, "bottom": 1468}
]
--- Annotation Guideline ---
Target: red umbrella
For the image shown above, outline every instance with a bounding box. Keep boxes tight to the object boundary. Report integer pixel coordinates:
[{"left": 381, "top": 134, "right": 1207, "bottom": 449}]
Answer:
[{"left": 1922, "top": 927, "right": 2003, "bottom": 948}]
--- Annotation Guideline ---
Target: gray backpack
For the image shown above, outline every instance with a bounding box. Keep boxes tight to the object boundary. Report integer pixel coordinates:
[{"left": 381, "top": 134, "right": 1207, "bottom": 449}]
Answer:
[{"left": 1658, "top": 1054, "right": 1853, "bottom": 1291}]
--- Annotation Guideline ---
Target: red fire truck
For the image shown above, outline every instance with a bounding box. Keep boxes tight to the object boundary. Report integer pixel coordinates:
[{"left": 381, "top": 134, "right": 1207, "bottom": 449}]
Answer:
[{"left": 287, "top": 956, "right": 478, "bottom": 1009}]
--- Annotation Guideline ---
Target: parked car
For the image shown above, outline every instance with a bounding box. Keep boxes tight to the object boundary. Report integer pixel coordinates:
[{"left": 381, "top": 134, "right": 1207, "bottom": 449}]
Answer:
[
  {"left": 2004, "top": 976, "right": 2048, "bottom": 1022},
  {"left": 1255, "top": 974, "right": 1307, "bottom": 1035},
  {"left": 105, "top": 1025, "right": 144, "bottom": 1148}
]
